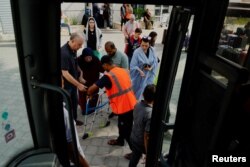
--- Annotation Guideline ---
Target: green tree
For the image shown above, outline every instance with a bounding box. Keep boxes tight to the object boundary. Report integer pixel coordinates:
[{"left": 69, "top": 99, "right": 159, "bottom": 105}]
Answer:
[{"left": 134, "top": 7, "right": 145, "bottom": 20}]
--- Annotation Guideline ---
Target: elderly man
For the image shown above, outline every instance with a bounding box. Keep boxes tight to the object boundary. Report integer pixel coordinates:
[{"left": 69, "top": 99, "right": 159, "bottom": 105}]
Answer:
[
  {"left": 123, "top": 14, "right": 140, "bottom": 42},
  {"left": 61, "top": 32, "right": 87, "bottom": 126}
]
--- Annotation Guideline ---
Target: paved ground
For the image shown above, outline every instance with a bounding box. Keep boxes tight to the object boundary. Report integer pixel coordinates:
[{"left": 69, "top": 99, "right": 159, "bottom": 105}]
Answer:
[{"left": 0, "top": 26, "right": 186, "bottom": 166}]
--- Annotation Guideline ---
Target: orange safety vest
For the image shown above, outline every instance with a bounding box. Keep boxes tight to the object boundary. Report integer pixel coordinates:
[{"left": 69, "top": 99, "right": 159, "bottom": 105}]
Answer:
[{"left": 105, "top": 67, "right": 137, "bottom": 115}]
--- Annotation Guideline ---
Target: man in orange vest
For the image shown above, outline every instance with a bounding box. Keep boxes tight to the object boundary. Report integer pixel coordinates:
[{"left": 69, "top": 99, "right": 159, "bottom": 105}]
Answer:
[{"left": 87, "top": 55, "right": 137, "bottom": 148}]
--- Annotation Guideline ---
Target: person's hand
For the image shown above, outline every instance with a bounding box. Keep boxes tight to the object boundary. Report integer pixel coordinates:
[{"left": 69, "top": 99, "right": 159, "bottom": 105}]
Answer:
[
  {"left": 77, "top": 83, "right": 87, "bottom": 92},
  {"left": 141, "top": 155, "right": 146, "bottom": 164},
  {"left": 86, "top": 94, "right": 92, "bottom": 100},
  {"left": 138, "top": 69, "right": 145, "bottom": 77},
  {"left": 144, "top": 66, "right": 152, "bottom": 71},
  {"left": 79, "top": 76, "right": 86, "bottom": 84}
]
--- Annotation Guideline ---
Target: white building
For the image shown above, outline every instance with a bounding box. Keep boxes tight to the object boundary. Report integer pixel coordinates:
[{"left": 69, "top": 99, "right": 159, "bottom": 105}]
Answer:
[
  {"left": 0, "top": 0, "right": 14, "bottom": 34},
  {"left": 0, "top": 0, "right": 246, "bottom": 35}
]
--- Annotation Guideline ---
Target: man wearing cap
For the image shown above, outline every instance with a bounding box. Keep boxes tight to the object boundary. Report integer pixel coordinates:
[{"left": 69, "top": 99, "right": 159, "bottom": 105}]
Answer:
[
  {"left": 61, "top": 33, "right": 87, "bottom": 126},
  {"left": 87, "top": 55, "right": 136, "bottom": 149}
]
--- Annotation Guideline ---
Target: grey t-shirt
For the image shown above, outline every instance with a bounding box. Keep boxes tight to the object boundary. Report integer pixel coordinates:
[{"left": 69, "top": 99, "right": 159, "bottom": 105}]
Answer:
[
  {"left": 111, "top": 50, "right": 128, "bottom": 69},
  {"left": 130, "top": 101, "right": 152, "bottom": 147}
]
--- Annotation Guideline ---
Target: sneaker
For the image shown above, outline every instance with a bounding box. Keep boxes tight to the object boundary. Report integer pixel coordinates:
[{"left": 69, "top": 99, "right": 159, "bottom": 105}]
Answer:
[{"left": 75, "top": 120, "right": 83, "bottom": 126}]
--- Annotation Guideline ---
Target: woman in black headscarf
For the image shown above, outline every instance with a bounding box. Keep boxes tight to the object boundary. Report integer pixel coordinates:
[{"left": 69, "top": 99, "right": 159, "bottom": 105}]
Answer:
[{"left": 77, "top": 47, "right": 104, "bottom": 115}]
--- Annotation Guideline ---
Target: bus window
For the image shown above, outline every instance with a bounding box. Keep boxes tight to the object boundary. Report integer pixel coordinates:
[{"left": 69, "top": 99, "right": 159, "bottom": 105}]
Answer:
[
  {"left": 0, "top": 6, "right": 33, "bottom": 166},
  {"left": 217, "top": 2, "right": 250, "bottom": 67}
]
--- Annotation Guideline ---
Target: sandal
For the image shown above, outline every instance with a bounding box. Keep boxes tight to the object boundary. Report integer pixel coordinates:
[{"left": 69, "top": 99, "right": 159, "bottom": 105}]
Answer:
[{"left": 107, "top": 139, "right": 124, "bottom": 146}]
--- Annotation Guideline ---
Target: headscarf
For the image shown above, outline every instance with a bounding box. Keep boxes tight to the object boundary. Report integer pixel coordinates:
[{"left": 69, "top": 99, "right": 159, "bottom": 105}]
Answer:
[{"left": 84, "top": 17, "right": 102, "bottom": 49}]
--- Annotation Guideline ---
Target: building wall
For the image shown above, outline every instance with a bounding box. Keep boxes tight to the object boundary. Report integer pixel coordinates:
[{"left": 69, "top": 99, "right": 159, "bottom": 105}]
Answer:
[
  {"left": 61, "top": 2, "right": 86, "bottom": 25},
  {"left": 0, "top": 0, "right": 14, "bottom": 34}
]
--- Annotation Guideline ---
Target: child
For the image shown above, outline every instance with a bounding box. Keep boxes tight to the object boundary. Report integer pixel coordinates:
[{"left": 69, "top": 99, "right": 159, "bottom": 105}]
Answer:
[
  {"left": 129, "top": 84, "right": 156, "bottom": 167},
  {"left": 125, "top": 28, "right": 142, "bottom": 64}
]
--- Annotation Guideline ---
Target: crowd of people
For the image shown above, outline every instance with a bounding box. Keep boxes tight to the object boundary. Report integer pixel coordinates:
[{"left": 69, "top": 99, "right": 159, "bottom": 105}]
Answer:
[
  {"left": 82, "top": 3, "right": 112, "bottom": 29},
  {"left": 61, "top": 4, "right": 160, "bottom": 166},
  {"left": 81, "top": 3, "right": 154, "bottom": 30}
]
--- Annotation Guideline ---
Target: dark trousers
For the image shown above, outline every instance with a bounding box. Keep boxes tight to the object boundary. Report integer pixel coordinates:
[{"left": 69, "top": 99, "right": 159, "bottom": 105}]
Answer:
[
  {"left": 129, "top": 140, "right": 145, "bottom": 167},
  {"left": 104, "top": 18, "right": 111, "bottom": 28},
  {"left": 65, "top": 87, "right": 78, "bottom": 121},
  {"left": 117, "top": 110, "right": 133, "bottom": 149},
  {"left": 121, "top": 18, "right": 126, "bottom": 30}
]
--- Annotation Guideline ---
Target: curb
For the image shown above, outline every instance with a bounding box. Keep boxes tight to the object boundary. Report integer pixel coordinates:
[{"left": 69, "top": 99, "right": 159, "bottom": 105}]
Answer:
[{"left": 0, "top": 33, "right": 15, "bottom": 42}]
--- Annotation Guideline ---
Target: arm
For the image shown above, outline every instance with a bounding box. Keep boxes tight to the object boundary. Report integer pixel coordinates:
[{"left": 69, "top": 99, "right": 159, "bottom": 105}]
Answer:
[
  {"left": 151, "top": 48, "right": 159, "bottom": 74},
  {"left": 120, "top": 7, "right": 125, "bottom": 18},
  {"left": 98, "top": 30, "right": 103, "bottom": 50},
  {"left": 67, "top": 142, "right": 90, "bottom": 167},
  {"left": 83, "top": 30, "right": 87, "bottom": 48},
  {"left": 62, "top": 70, "right": 87, "bottom": 91},
  {"left": 61, "top": 76, "right": 64, "bottom": 88},
  {"left": 144, "top": 111, "right": 152, "bottom": 154},
  {"left": 122, "top": 23, "right": 129, "bottom": 39},
  {"left": 121, "top": 53, "right": 129, "bottom": 69},
  {"left": 87, "top": 84, "right": 99, "bottom": 96},
  {"left": 130, "top": 50, "right": 145, "bottom": 77},
  {"left": 144, "top": 132, "right": 150, "bottom": 154},
  {"left": 148, "top": 11, "right": 152, "bottom": 17},
  {"left": 77, "top": 66, "right": 86, "bottom": 84}
]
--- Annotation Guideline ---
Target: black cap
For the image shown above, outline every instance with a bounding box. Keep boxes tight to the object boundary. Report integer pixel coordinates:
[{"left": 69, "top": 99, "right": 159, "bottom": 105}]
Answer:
[{"left": 101, "top": 55, "right": 113, "bottom": 65}]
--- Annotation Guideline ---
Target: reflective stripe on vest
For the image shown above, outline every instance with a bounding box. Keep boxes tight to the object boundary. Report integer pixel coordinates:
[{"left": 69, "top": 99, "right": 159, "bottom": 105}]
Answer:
[{"left": 108, "top": 71, "right": 133, "bottom": 100}]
